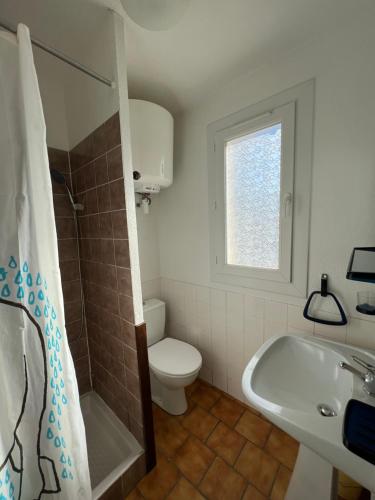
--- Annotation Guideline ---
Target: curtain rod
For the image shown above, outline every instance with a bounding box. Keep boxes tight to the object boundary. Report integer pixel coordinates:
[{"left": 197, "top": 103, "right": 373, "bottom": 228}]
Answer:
[{"left": 0, "top": 19, "right": 116, "bottom": 88}]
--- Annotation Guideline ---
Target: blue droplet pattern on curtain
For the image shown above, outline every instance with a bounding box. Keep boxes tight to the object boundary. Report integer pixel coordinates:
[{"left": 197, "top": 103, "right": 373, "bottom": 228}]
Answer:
[{"left": 0, "top": 256, "right": 74, "bottom": 499}]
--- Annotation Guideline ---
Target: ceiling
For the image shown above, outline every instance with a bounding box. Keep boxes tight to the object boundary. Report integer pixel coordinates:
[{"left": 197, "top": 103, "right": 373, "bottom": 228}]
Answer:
[{"left": 1, "top": 0, "right": 375, "bottom": 114}]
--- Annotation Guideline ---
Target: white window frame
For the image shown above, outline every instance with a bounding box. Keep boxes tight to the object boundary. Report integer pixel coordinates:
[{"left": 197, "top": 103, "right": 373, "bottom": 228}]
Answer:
[{"left": 208, "top": 80, "right": 314, "bottom": 297}]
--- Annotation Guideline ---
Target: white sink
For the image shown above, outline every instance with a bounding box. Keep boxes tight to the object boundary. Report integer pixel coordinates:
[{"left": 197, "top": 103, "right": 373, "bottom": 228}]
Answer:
[{"left": 242, "top": 335, "right": 375, "bottom": 499}]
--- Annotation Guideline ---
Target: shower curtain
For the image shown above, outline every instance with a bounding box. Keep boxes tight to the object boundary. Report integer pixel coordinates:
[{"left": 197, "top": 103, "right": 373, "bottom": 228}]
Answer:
[{"left": 0, "top": 25, "right": 91, "bottom": 499}]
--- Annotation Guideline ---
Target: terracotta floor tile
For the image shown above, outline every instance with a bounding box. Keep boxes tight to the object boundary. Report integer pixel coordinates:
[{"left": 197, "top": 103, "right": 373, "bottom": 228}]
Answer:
[
  {"left": 244, "top": 402, "right": 262, "bottom": 417},
  {"left": 137, "top": 455, "right": 178, "bottom": 499},
  {"left": 125, "top": 381, "right": 300, "bottom": 500},
  {"left": 175, "top": 435, "right": 215, "bottom": 485},
  {"left": 190, "top": 382, "right": 221, "bottom": 410},
  {"left": 235, "top": 441, "right": 279, "bottom": 496},
  {"left": 338, "top": 485, "right": 364, "bottom": 500},
  {"left": 271, "top": 465, "right": 292, "bottom": 500},
  {"left": 199, "top": 457, "right": 247, "bottom": 500},
  {"left": 125, "top": 488, "right": 144, "bottom": 500},
  {"left": 242, "top": 484, "right": 267, "bottom": 500},
  {"left": 265, "top": 427, "right": 299, "bottom": 470},
  {"left": 155, "top": 447, "right": 166, "bottom": 462},
  {"left": 182, "top": 406, "right": 218, "bottom": 441},
  {"left": 235, "top": 410, "right": 272, "bottom": 447},
  {"left": 167, "top": 477, "right": 205, "bottom": 500},
  {"left": 206, "top": 422, "right": 245, "bottom": 465},
  {"left": 210, "top": 395, "right": 245, "bottom": 428},
  {"left": 339, "top": 471, "right": 362, "bottom": 488},
  {"left": 155, "top": 417, "right": 189, "bottom": 458},
  {"left": 177, "top": 397, "right": 196, "bottom": 423},
  {"left": 186, "top": 378, "right": 201, "bottom": 397},
  {"left": 152, "top": 403, "right": 171, "bottom": 426}
]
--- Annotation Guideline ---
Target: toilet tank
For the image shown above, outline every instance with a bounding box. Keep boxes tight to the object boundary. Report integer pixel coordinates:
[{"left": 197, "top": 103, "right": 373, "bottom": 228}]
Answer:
[{"left": 143, "top": 299, "right": 165, "bottom": 347}]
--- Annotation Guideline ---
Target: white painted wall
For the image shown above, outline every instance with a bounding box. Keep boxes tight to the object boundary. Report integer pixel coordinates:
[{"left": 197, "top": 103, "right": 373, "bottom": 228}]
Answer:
[
  {"left": 34, "top": 8, "right": 119, "bottom": 150},
  {"left": 64, "top": 10, "right": 119, "bottom": 149},
  {"left": 154, "top": 12, "right": 375, "bottom": 400},
  {"left": 136, "top": 197, "right": 161, "bottom": 300},
  {"left": 34, "top": 51, "right": 69, "bottom": 150}
]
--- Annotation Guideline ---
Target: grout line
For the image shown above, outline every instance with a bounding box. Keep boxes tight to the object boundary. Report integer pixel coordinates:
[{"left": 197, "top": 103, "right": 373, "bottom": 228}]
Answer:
[
  {"left": 134, "top": 379, "right": 291, "bottom": 498},
  {"left": 232, "top": 435, "right": 247, "bottom": 469},
  {"left": 70, "top": 143, "right": 121, "bottom": 174},
  {"left": 78, "top": 207, "right": 126, "bottom": 216},
  {"left": 203, "top": 417, "right": 220, "bottom": 445},
  {"left": 182, "top": 474, "right": 209, "bottom": 499},
  {"left": 74, "top": 176, "right": 124, "bottom": 196},
  {"left": 269, "top": 462, "right": 281, "bottom": 498}
]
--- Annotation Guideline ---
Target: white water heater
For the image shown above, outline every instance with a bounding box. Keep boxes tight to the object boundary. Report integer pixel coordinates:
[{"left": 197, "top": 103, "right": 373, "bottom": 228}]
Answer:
[{"left": 129, "top": 99, "right": 173, "bottom": 194}]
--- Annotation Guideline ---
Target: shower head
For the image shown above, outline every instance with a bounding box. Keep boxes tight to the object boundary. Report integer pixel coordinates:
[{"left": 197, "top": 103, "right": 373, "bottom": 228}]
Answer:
[
  {"left": 50, "top": 168, "right": 84, "bottom": 212},
  {"left": 50, "top": 168, "right": 66, "bottom": 185}
]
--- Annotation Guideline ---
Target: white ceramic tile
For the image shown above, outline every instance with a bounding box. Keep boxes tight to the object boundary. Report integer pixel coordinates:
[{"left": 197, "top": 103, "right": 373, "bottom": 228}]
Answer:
[
  {"left": 210, "top": 289, "right": 226, "bottom": 354},
  {"left": 196, "top": 285, "right": 210, "bottom": 304},
  {"left": 313, "top": 311, "right": 347, "bottom": 342},
  {"left": 184, "top": 283, "right": 197, "bottom": 346},
  {"left": 226, "top": 292, "right": 245, "bottom": 401},
  {"left": 163, "top": 279, "right": 344, "bottom": 401},
  {"left": 244, "top": 293, "right": 259, "bottom": 318},
  {"left": 287, "top": 304, "right": 314, "bottom": 334},
  {"left": 210, "top": 289, "right": 227, "bottom": 392},
  {"left": 199, "top": 347, "right": 212, "bottom": 369},
  {"left": 347, "top": 318, "right": 375, "bottom": 351},
  {"left": 199, "top": 365, "right": 213, "bottom": 384},
  {"left": 167, "top": 322, "right": 188, "bottom": 342},
  {"left": 244, "top": 296, "right": 264, "bottom": 367},
  {"left": 226, "top": 292, "right": 244, "bottom": 363},
  {"left": 196, "top": 292, "right": 211, "bottom": 354},
  {"left": 227, "top": 365, "right": 244, "bottom": 401},
  {"left": 212, "top": 366, "right": 227, "bottom": 392},
  {"left": 308, "top": 293, "right": 346, "bottom": 318},
  {"left": 168, "top": 281, "right": 187, "bottom": 326},
  {"left": 287, "top": 326, "right": 313, "bottom": 337},
  {"left": 264, "top": 300, "right": 288, "bottom": 340},
  {"left": 244, "top": 315, "right": 264, "bottom": 366},
  {"left": 161, "top": 278, "right": 178, "bottom": 325}
]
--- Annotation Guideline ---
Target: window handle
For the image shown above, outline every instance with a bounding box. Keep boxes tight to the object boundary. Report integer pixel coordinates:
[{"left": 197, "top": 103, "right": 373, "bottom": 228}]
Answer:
[{"left": 283, "top": 192, "right": 293, "bottom": 217}]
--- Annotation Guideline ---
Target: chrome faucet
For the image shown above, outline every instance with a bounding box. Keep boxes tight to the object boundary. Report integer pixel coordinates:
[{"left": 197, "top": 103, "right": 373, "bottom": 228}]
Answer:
[{"left": 339, "top": 356, "right": 375, "bottom": 396}]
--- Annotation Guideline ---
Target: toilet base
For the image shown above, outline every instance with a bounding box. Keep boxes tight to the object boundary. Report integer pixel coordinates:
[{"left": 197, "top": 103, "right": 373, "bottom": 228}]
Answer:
[{"left": 150, "top": 372, "right": 188, "bottom": 415}]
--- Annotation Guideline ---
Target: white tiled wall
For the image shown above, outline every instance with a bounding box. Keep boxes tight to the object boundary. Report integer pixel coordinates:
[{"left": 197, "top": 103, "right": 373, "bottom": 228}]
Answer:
[{"left": 159, "top": 277, "right": 375, "bottom": 404}]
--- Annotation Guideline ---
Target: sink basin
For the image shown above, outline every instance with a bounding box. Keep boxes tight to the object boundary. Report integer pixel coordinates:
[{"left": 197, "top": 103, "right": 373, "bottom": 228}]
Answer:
[
  {"left": 250, "top": 336, "right": 353, "bottom": 415},
  {"left": 242, "top": 335, "right": 375, "bottom": 497}
]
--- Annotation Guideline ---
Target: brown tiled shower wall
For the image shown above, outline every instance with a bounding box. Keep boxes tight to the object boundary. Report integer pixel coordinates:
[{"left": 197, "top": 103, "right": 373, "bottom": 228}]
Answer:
[
  {"left": 49, "top": 114, "right": 149, "bottom": 495},
  {"left": 49, "top": 148, "right": 91, "bottom": 395},
  {"left": 69, "top": 113, "right": 145, "bottom": 448},
  {"left": 49, "top": 114, "right": 145, "bottom": 457}
]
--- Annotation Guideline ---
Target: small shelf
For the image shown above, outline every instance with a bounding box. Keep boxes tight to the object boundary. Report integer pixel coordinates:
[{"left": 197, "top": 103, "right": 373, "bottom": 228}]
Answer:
[{"left": 356, "top": 304, "right": 375, "bottom": 316}]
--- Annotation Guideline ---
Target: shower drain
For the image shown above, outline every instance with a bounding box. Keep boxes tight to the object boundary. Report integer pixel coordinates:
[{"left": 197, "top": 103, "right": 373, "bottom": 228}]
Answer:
[{"left": 317, "top": 403, "right": 337, "bottom": 417}]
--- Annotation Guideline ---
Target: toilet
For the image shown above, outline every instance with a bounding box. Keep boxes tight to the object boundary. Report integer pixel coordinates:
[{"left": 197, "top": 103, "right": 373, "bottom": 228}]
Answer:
[{"left": 143, "top": 298, "right": 202, "bottom": 415}]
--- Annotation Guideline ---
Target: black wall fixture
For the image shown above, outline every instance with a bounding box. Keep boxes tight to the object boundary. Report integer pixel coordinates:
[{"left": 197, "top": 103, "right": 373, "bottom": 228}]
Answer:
[
  {"left": 303, "top": 274, "right": 347, "bottom": 326},
  {"left": 346, "top": 247, "right": 375, "bottom": 284}
]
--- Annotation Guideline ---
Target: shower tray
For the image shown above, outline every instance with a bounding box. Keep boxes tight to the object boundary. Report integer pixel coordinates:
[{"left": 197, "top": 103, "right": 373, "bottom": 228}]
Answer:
[{"left": 80, "top": 391, "right": 143, "bottom": 499}]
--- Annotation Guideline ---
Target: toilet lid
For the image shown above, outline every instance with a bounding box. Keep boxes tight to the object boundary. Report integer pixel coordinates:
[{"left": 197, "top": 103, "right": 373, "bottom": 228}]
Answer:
[{"left": 148, "top": 338, "right": 202, "bottom": 377}]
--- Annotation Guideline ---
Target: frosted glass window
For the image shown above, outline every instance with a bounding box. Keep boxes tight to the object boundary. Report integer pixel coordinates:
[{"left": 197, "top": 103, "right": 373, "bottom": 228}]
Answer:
[
  {"left": 209, "top": 82, "right": 313, "bottom": 295},
  {"left": 225, "top": 123, "right": 281, "bottom": 270}
]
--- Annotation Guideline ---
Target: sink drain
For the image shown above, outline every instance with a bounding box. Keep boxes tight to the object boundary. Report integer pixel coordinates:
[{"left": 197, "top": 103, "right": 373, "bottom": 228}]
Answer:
[{"left": 317, "top": 403, "right": 337, "bottom": 417}]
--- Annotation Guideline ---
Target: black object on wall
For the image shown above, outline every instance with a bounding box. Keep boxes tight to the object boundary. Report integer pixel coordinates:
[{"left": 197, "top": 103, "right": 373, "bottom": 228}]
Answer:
[
  {"left": 303, "top": 274, "right": 347, "bottom": 326},
  {"left": 346, "top": 247, "right": 375, "bottom": 284}
]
